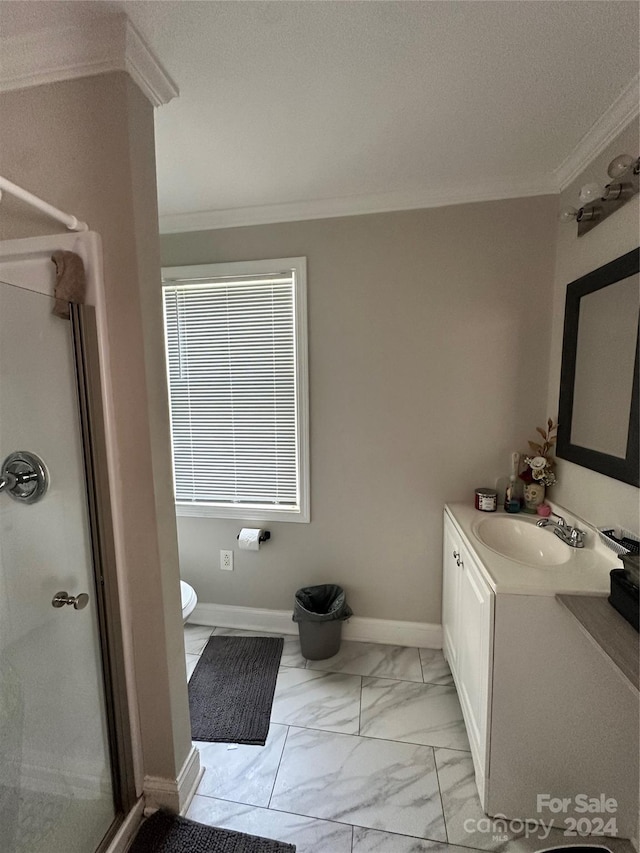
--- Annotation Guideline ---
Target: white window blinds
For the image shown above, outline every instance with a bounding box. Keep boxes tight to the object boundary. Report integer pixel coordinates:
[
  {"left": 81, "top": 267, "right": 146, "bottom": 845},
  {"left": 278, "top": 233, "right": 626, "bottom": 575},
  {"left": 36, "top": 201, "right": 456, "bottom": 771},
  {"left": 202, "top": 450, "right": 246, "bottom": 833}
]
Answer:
[{"left": 162, "top": 259, "right": 309, "bottom": 521}]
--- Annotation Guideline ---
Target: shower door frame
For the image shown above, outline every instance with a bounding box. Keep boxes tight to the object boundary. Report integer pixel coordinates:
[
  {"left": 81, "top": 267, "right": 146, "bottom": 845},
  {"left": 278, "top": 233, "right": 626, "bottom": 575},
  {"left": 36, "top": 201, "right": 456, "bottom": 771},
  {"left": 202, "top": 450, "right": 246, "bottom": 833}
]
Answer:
[
  {"left": 71, "top": 303, "right": 137, "bottom": 851},
  {"left": 0, "top": 228, "right": 140, "bottom": 853}
]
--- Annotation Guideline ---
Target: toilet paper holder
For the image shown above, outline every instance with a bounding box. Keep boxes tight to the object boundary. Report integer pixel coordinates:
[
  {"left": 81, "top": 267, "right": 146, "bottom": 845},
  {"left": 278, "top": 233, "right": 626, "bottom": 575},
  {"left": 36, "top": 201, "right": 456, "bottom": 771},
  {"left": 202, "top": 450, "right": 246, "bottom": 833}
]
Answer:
[{"left": 236, "top": 530, "right": 271, "bottom": 543}]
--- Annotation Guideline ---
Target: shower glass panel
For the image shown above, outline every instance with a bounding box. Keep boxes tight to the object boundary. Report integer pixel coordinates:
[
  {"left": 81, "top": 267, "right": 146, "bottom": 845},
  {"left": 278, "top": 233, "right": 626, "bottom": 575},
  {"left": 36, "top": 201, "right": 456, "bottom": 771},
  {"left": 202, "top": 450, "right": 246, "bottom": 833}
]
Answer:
[{"left": 0, "top": 279, "right": 116, "bottom": 852}]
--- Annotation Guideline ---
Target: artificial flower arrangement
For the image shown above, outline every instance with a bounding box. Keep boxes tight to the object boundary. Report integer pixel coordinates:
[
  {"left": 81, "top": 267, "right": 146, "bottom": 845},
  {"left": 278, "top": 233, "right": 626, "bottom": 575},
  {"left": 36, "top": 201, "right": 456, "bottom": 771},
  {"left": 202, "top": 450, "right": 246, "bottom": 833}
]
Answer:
[{"left": 519, "top": 418, "right": 558, "bottom": 488}]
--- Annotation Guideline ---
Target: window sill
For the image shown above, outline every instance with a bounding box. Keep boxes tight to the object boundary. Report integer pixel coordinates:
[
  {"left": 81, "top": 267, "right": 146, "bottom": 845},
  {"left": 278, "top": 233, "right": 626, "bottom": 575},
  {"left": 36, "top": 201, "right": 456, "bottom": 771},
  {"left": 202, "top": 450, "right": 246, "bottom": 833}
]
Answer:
[{"left": 175, "top": 502, "right": 310, "bottom": 523}]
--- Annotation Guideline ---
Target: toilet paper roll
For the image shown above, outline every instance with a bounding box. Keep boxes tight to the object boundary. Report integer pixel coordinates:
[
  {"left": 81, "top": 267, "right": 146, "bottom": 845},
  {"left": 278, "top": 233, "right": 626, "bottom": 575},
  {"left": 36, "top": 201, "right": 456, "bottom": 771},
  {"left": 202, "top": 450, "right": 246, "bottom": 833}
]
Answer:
[{"left": 238, "top": 528, "right": 262, "bottom": 551}]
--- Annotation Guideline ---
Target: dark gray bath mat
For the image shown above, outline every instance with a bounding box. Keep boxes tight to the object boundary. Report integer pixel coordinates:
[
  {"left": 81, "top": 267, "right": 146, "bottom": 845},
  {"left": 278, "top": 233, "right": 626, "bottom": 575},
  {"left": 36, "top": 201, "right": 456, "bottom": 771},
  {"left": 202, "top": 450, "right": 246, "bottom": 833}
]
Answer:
[
  {"left": 130, "top": 810, "right": 295, "bottom": 853},
  {"left": 189, "top": 635, "right": 284, "bottom": 744}
]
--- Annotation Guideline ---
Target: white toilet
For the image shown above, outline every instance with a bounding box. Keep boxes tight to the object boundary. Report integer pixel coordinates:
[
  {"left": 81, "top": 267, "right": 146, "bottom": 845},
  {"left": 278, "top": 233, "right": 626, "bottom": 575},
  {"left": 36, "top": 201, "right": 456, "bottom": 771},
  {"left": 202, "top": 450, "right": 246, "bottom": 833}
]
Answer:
[{"left": 180, "top": 581, "right": 198, "bottom": 623}]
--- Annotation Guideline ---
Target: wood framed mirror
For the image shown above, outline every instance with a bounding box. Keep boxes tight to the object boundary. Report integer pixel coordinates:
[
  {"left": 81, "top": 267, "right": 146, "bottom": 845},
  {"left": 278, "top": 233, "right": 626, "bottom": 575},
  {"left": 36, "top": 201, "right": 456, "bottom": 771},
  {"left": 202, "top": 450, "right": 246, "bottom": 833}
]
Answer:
[{"left": 557, "top": 248, "right": 639, "bottom": 487}]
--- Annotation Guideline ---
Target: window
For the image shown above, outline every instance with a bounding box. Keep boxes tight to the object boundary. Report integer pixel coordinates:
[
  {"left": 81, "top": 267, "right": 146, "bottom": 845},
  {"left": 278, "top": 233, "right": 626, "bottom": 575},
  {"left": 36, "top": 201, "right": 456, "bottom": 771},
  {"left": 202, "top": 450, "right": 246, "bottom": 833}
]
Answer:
[{"left": 162, "top": 258, "right": 309, "bottom": 522}]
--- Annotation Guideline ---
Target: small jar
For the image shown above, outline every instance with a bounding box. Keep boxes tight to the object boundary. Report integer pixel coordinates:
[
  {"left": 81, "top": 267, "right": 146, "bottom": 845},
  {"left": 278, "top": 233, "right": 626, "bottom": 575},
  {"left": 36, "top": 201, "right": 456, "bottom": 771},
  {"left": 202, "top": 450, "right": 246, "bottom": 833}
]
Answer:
[{"left": 475, "top": 488, "right": 497, "bottom": 512}]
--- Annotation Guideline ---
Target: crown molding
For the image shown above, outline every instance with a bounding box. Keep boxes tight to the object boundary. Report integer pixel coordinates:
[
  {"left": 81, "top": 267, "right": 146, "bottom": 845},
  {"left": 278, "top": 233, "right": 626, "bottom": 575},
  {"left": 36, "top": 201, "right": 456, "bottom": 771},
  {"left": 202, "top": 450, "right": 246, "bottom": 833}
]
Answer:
[
  {"left": 554, "top": 74, "right": 640, "bottom": 191},
  {"left": 160, "top": 70, "right": 640, "bottom": 234},
  {"left": 0, "top": 15, "right": 178, "bottom": 107},
  {"left": 123, "top": 18, "right": 179, "bottom": 107},
  {"left": 159, "top": 173, "right": 558, "bottom": 233}
]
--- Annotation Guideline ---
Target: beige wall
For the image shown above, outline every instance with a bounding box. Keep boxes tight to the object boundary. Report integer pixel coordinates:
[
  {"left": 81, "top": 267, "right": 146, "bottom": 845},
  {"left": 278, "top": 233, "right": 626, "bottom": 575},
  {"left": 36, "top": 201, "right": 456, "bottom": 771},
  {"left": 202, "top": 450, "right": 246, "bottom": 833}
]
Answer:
[
  {"left": 547, "top": 120, "right": 639, "bottom": 533},
  {"left": 0, "top": 73, "right": 191, "bottom": 785},
  {"left": 162, "top": 196, "right": 558, "bottom": 624}
]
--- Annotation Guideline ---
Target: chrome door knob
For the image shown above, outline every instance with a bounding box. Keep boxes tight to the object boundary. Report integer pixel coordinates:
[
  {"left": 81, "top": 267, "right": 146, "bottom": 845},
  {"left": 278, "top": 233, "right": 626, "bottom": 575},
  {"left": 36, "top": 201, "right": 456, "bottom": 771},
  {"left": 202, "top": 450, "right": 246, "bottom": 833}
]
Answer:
[
  {"left": 52, "top": 591, "right": 89, "bottom": 610},
  {"left": 0, "top": 451, "right": 49, "bottom": 504}
]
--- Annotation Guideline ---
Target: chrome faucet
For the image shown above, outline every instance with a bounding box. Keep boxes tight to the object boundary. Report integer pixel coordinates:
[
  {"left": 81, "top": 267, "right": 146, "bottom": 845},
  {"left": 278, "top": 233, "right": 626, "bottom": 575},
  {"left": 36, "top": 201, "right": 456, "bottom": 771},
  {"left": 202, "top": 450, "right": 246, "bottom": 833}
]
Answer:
[{"left": 536, "top": 513, "right": 586, "bottom": 548}]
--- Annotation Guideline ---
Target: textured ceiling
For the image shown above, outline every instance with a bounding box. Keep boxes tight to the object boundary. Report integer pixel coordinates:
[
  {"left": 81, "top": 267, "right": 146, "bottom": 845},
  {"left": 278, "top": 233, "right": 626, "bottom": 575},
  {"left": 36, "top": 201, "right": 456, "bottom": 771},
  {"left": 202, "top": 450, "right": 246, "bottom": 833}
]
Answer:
[{"left": 2, "top": 1, "right": 639, "bottom": 227}]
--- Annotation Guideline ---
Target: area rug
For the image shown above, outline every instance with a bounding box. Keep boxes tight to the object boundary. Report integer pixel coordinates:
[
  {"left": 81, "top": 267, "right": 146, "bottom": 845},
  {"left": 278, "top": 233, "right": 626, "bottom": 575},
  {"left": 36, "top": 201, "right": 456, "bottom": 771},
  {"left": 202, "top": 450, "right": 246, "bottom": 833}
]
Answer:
[
  {"left": 129, "top": 810, "right": 295, "bottom": 853},
  {"left": 189, "top": 635, "right": 284, "bottom": 744}
]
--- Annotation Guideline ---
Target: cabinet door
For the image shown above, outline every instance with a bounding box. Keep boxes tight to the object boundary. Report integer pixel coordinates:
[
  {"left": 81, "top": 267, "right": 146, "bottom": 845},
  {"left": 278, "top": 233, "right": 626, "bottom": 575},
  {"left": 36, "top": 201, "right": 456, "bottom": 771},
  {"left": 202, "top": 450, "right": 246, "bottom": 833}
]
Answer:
[
  {"left": 442, "top": 514, "right": 461, "bottom": 673},
  {"left": 456, "top": 545, "right": 494, "bottom": 777}
]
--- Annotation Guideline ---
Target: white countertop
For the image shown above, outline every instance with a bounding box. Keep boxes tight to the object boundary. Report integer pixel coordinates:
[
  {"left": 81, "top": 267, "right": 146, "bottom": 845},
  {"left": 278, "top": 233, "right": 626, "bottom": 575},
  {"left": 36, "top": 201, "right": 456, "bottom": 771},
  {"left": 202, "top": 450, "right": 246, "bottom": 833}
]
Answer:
[{"left": 445, "top": 502, "right": 623, "bottom": 596}]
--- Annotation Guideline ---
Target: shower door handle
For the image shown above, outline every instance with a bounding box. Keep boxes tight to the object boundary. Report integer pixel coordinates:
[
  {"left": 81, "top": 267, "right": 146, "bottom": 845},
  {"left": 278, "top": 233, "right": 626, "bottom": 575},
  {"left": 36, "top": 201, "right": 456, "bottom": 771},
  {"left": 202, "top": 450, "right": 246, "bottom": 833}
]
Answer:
[
  {"left": 0, "top": 451, "right": 49, "bottom": 504},
  {"left": 52, "top": 591, "right": 90, "bottom": 610}
]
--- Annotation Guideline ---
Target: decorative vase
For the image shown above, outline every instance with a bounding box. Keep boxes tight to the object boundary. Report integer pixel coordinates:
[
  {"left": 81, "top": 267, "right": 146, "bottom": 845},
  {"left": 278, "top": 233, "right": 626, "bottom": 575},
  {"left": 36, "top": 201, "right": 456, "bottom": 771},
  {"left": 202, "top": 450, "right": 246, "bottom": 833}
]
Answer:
[{"left": 523, "top": 481, "right": 546, "bottom": 513}]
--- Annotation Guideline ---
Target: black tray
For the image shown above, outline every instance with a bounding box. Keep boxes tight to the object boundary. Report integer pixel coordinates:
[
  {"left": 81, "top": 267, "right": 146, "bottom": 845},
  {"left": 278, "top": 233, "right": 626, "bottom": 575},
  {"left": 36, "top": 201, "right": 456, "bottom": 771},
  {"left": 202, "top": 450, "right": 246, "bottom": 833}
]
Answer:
[{"left": 609, "top": 568, "right": 639, "bottom": 632}]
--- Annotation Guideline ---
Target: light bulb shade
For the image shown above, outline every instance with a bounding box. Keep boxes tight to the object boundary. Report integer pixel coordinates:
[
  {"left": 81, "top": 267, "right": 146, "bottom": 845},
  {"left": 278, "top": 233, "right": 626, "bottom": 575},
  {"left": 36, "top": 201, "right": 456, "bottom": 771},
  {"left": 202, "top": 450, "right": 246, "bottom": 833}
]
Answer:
[
  {"left": 579, "top": 182, "right": 605, "bottom": 204},
  {"left": 558, "top": 206, "right": 578, "bottom": 223},
  {"left": 607, "top": 154, "right": 634, "bottom": 180}
]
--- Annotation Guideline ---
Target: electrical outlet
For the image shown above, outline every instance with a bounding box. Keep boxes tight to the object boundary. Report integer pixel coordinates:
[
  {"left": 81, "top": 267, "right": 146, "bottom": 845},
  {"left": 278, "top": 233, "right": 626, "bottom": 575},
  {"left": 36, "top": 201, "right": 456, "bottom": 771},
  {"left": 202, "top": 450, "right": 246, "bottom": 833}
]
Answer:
[{"left": 220, "top": 549, "right": 233, "bottom": 571}]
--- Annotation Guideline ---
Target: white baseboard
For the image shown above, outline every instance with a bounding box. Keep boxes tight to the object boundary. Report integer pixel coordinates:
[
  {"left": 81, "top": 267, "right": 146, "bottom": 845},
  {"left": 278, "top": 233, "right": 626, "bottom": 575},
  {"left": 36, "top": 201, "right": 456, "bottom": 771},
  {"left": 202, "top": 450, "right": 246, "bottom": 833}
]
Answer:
[
  {"left": 192, "top": 603, "right": 296, "bottom": 635},
  {"left": 143, "top": 745, "right": 202, "bottom": 815},
  {"left": 190, "top": 602, "right": 441, "bottom": 649},
  {"left": 342, "top": 616, "right": 441, "bottom": 648},
  {"left": 178, "top": 751, "right": 204, "bottom": 817}
]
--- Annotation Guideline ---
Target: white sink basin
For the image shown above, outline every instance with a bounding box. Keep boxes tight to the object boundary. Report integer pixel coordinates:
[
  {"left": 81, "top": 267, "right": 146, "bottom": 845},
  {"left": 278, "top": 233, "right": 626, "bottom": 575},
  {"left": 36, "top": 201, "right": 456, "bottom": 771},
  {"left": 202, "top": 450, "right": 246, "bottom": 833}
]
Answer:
[{"left": 472, "top": 516, "right": 571, "bottom": 567}]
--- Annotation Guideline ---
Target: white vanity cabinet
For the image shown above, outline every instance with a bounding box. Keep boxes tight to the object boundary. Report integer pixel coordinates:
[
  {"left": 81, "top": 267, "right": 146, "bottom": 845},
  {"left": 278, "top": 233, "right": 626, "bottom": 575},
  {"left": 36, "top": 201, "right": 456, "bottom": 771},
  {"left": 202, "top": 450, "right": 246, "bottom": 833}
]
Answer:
[
  {"left": 442, "top": 510, "right": 494, "bottom": 803},
  {"left": 442, "top": 504, "right": 639, "bottom": 840},
  {"left": 441, "top": 518, "right": 460, "bottom": 670}
]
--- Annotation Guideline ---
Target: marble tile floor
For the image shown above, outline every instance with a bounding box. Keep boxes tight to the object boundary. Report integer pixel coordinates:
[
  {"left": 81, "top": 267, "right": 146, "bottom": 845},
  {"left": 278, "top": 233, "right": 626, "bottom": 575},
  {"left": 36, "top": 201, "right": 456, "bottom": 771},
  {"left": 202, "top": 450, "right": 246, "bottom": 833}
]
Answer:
[{"left": 183, "top": 625, "right": 633, "bottom": 853}]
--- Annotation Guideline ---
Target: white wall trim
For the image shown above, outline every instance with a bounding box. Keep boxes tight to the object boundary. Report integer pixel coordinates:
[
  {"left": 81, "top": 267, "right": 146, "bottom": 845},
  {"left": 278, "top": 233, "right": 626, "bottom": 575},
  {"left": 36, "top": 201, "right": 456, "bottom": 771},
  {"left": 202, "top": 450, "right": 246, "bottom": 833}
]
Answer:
[
  {"left": 342, "top": 616, "right": 441, "bottom": 648},
  {"left": 143, "top": 745, "right": 202, "bottom": 815},
  {"left": 554, "top": 73, "right": 640, "bottom": 190},
  {"left": 123, "top": 18, "right": 179, "bottom": 108},
  {"left": 0, "top": 16, "right": 178, "bottom": 107},
  {"left": 177, "top": 746, "right": 204, "bottom": 816},
  {"left": 190, "top": 602, "right": 442, "bottom": 649},
  {"left": 159, "top": 173, "right": 558, "bottom": 233},
  {"left": 154, "top": 71, "right": 638, "bottom": 233},
  {"left": 192, "top": 602, "right": 297, "bottom": 635}
]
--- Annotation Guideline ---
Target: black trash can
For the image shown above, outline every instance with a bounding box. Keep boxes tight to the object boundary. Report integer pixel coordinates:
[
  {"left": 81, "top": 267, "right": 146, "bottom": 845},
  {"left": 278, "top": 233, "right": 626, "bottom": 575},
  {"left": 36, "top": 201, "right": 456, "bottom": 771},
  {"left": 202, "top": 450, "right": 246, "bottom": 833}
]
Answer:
[{"left": 293, "top": 584, "right": 352, "bottom": 660}]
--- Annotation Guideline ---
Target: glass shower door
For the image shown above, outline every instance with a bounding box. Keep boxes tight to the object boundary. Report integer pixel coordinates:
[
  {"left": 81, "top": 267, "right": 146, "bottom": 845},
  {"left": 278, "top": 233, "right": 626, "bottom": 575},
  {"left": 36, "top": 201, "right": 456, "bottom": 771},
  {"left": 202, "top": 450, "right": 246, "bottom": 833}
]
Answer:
[{"left": 0, "top": 279, "right": 116, "bottom": 852}]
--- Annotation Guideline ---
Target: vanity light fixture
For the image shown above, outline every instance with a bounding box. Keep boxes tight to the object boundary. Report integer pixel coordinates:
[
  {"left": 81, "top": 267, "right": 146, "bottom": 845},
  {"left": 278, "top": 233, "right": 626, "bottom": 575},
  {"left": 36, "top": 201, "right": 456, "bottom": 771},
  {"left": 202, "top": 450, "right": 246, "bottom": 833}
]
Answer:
[{"left": 559, "top": 153, "right": 639, "bottom": 237}]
